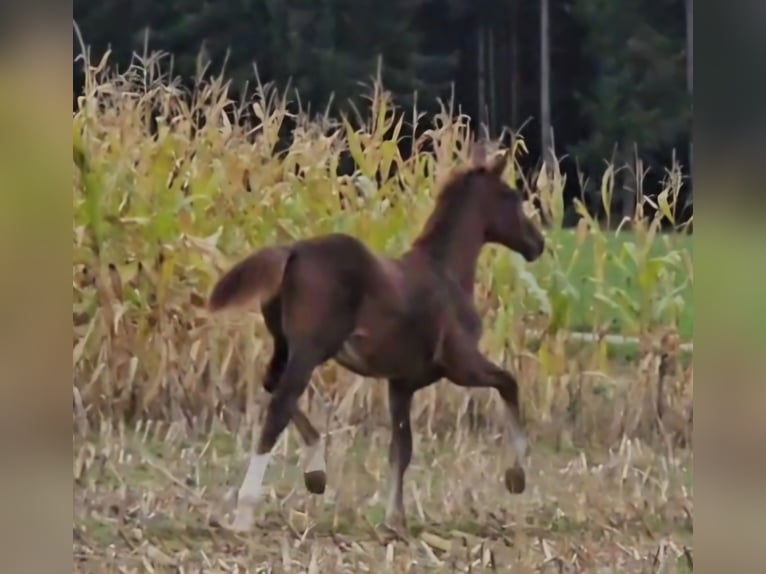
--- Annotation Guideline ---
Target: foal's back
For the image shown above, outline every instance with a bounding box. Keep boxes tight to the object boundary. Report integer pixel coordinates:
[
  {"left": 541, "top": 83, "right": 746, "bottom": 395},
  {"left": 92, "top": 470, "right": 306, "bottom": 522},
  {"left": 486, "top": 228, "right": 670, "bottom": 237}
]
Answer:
[{"left": 285, "top": 232, "right": 405, "bottom": 306}]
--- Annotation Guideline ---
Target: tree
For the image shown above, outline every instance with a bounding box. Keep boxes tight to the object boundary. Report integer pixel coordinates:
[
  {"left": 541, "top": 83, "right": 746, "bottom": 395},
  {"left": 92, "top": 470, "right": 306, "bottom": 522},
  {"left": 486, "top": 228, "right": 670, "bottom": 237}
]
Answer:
[
  {"left": 540, "top": 0, "right": 555, "bottom": 173},
  {"left": 74, "top": 0, "right": 457, "bottom": 118},
  {"left": 686, "top": 0, "right": 693, "bottom": 179},
  {"left": 568, "top": 0, "right": 689, "bottom": 221}
]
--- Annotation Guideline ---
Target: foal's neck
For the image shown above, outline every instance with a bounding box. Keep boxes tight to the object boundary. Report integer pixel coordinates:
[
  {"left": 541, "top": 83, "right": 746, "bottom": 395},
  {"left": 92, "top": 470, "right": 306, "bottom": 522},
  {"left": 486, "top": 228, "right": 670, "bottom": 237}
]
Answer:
[{"left": 409, "top": 216, "right": 485, "bottom": 295}]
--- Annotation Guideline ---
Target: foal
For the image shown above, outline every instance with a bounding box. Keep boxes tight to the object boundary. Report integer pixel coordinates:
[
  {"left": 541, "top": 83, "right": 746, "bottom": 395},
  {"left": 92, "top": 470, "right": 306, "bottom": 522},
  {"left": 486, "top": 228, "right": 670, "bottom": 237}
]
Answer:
[{"left": 208, "top": 147, "right": 546, "bottom": 533}]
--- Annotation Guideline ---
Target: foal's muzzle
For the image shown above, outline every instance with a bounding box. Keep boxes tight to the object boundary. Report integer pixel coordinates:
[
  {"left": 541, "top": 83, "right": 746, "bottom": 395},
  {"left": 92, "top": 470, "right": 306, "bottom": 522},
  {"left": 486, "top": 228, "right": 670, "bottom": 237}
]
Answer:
[{"left": 522, "top": 235, "right": 546, "bottom": 262}]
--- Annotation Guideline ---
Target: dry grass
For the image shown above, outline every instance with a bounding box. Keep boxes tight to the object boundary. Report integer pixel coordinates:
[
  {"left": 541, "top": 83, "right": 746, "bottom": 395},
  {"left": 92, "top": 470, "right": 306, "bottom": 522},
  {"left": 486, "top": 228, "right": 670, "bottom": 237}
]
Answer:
[
  {"left": 73, "top": 408, "right": 692, "bottom": 573},
  {"left": 72, "top": 51, "right": 693, "bottom": 572}
]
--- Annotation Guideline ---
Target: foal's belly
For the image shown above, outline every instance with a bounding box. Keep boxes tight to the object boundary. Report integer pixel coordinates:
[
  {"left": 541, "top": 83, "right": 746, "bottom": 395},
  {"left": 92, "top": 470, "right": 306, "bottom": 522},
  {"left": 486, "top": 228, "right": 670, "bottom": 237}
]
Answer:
[
  {"left": 333, "top": 338, "right": 381, "bottom": 377},
  {"left": 332, "top": 285, "right": 444, "bottom": 380},
  {"left": 332, "top": 331, "right": 434, "bottom": 380}
]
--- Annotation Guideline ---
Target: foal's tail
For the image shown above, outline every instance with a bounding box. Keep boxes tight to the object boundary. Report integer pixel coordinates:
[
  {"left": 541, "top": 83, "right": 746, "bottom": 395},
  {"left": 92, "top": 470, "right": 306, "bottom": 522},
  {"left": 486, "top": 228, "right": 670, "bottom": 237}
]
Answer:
[{"left": 208, "top": 246, "right": 291, "bottom": 312}]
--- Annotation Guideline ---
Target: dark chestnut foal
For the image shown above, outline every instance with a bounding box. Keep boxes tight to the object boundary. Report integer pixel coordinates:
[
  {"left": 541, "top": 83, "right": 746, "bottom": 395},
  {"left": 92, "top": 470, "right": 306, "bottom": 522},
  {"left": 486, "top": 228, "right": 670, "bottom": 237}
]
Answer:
[{"left": 208, "top": 145, "right": 546, "bottom": 533}]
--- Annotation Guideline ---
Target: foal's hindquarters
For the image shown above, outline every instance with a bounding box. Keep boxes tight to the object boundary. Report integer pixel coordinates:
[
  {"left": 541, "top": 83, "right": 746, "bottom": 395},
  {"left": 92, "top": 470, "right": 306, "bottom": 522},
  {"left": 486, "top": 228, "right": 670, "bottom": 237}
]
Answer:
[{"left": 227, "top": 236, "right": 381, "bottom": 531}]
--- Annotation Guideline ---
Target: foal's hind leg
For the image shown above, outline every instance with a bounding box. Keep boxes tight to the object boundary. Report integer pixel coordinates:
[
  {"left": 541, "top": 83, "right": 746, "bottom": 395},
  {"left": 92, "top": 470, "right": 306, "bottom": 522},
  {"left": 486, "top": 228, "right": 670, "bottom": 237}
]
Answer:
[
  {"left": 231, "top": 343, "right": 323, "bottom": 531},
  {"left": 262, "top": 299, "right": 326, "bottom": 494},
  {"left": 231, "top": 285, "right": 356, "bottom": 531},
  {"left": 261, "top": 297, "right": 290, "bottom": 392},
  {"left": 439, "top": 330, "right": 529, "bottom": 494}
]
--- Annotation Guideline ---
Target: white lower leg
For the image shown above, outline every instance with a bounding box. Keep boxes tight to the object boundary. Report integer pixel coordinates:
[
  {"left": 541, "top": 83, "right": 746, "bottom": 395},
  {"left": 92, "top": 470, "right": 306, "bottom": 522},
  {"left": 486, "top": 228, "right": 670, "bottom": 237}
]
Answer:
[
  {"left": 508, "top": 412, "right": 528, "bottom": 469},
  {"left": 303, "top": 438, "right": 326, "bottom": 474},
  {"left": 231, "top": 452, "right": 270, "bottom": 530},
  {"left": 385, "top": 467, "right": 403, "bottom": 524}
]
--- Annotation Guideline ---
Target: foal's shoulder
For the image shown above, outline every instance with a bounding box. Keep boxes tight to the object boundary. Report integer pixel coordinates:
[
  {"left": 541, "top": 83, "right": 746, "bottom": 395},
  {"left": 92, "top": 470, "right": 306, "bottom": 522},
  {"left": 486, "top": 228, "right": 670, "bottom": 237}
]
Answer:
[{"left": 437, "top": 275, "right": 482, "bottom": 337}]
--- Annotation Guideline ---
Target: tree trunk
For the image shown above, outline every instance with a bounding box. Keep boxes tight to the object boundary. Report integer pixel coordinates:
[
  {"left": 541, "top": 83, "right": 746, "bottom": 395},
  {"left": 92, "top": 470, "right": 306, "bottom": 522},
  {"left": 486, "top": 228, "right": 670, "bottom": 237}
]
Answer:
[
  {"left": 686, "top": 0, "right": 693, "bottom": 180},
  {"left": 477, "top": 25, "right": 487, "bottom": 138},
  {"left": 510, "top": 0, "right": 520, "bottom": 129},
  {"left": 540, "top": 0, "right": 554, "bottom": 171},
  {"left": 489, "top": 27, "right": 496, "bottom": 138},
  {"left": 620, "top": 142, "right": 637, "bottom": 223}
]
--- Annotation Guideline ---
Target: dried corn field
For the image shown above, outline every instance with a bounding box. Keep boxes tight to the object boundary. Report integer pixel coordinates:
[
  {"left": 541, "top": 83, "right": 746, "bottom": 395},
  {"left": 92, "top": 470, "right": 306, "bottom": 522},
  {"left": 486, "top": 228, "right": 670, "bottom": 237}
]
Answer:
[{"left": 73, "top": 55, "right": 693, "bottom": 572}]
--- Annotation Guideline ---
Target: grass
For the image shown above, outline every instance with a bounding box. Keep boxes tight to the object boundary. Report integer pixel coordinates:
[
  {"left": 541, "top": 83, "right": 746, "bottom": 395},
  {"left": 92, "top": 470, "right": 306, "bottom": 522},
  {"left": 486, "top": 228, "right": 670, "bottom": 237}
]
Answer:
[
  {"left": 73, "top": 341, "right": 693, "bottom": 571},
  {"left": 74, "top": 418, "right": 693, "bottom": 572}
]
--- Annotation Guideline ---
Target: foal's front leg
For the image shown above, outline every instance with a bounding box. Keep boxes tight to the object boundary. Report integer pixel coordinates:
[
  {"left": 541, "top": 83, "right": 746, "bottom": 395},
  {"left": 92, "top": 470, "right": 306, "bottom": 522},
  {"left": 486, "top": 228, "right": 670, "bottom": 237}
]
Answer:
[
  {"left": 440, "top": 332, "right": 529, "bottom": 493},
  {"left": 382, "top": 381, "right": 414, "bottom": 536}
]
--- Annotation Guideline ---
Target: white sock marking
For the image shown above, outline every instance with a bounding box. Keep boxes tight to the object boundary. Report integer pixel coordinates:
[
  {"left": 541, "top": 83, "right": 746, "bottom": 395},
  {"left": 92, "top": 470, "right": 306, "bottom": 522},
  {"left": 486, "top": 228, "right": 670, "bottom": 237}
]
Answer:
[
  {"left": 507, "top": 409, "right": 528, "bottom": 468},
  {"left": 239, "top": 452, "right": 270, "bottom": 502},
  {"left": 230, "top": 507, "right": 255, "bottom": 532},
  {"left": 385, "top": 466, "right": 402, "bottom": 522},
  {"left": 303, "top": 439, "right": 326, "bottom": 474},
  {"left": 231, "top": 452, "right": 270, "bottom": 531},
  {"left": 512, "top": 433, "right": 528, "bottom": 467}
]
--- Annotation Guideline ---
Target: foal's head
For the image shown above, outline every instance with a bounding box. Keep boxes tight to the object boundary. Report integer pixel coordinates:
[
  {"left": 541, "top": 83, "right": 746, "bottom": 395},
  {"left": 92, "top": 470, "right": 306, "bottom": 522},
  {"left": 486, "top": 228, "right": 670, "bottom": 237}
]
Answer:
[{"left": 466, "top": 150, "right": 546, "bottom": 262}]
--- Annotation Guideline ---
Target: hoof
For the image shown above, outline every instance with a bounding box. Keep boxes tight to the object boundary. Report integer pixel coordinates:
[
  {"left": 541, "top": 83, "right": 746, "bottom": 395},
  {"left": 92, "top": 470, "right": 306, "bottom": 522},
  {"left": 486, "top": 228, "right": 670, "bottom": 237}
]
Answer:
[
  {"left": 227, "top": 509, "right": 255, "bottom": 533},
  {"left": 304, "top": 470, "right": 327, "bottom": 495},
  {"left": 376, "top": 521, "right": 408, "bottom": 543},
  {"left": 504, "top": 465, "right": 526, "bottom": 494}
]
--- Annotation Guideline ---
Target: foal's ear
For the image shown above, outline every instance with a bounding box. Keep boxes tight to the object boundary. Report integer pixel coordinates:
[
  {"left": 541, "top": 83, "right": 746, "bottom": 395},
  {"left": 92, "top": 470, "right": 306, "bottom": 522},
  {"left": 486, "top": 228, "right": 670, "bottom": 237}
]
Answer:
[
  {"left": 470, "top": 141, "right": 487, "bottom": 167},
  {"left": 488, "top": 150, "right": 510, "bottom": 177}
]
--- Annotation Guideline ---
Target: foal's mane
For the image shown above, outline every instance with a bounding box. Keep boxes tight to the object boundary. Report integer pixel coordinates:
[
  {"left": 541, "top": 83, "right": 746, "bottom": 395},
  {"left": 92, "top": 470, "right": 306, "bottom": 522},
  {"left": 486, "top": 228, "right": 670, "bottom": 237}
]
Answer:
[{"left": 411, "top": 161, "right": 491, "bottom": 259}]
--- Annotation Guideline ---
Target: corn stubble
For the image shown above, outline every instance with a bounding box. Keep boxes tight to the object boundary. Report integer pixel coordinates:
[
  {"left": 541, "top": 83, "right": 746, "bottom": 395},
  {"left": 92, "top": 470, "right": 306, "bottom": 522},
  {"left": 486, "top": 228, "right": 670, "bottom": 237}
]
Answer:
[{"left": 73, "top": 53, "right": 692, "bottom": 572}]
